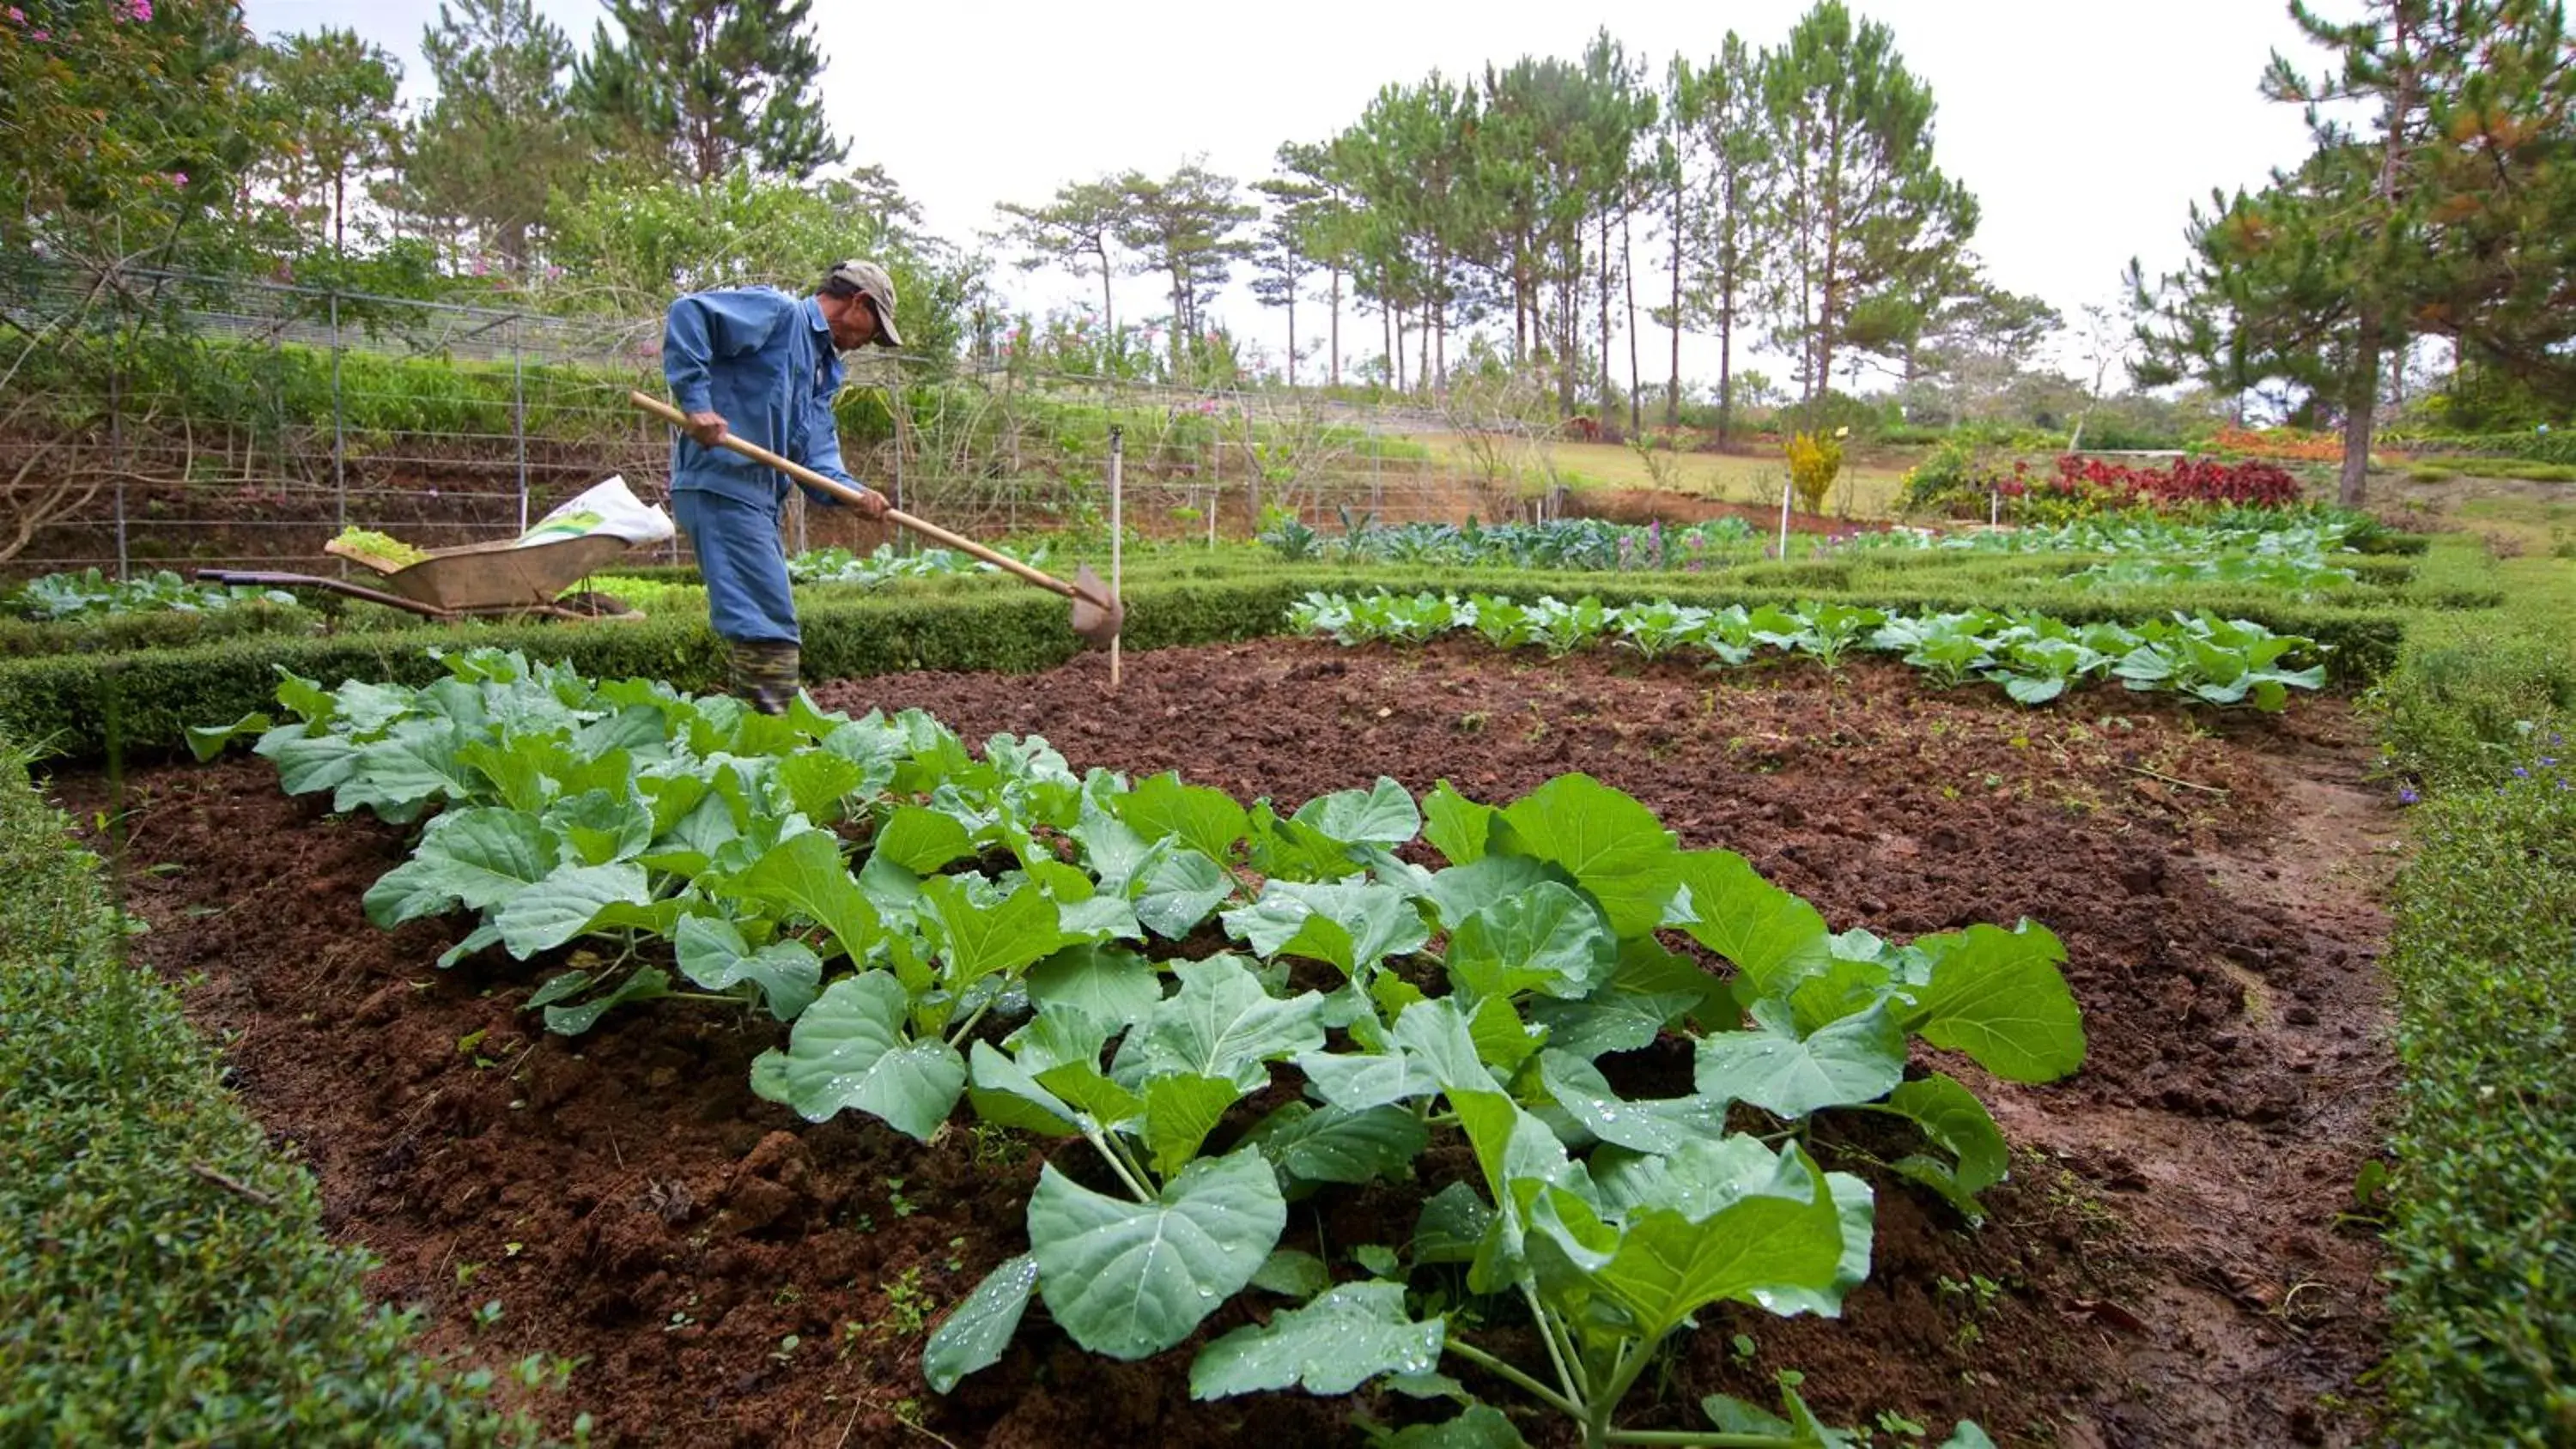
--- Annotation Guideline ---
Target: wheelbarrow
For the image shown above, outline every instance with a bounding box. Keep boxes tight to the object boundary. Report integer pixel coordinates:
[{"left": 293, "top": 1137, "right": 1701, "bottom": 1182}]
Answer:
[{"left": 196, "top": 533, "right": 644, "bottom": 622}]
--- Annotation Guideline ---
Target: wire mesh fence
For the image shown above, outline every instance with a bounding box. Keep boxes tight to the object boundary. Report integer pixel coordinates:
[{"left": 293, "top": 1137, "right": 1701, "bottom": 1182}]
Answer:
[{"left": 0, "top": 264, "right": 1564, "bottom": 580}]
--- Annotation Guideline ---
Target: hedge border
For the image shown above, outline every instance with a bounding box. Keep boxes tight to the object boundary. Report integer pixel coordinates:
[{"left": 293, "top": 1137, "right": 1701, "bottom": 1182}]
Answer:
[{"left": 0, "top": 745, "right": 550, "bottom": 1445}]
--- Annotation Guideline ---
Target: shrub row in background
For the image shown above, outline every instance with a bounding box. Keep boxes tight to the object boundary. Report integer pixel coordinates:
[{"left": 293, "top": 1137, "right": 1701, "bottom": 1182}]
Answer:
[{"left": 0, "top": 747, "right": 548, "bottom": 1446}]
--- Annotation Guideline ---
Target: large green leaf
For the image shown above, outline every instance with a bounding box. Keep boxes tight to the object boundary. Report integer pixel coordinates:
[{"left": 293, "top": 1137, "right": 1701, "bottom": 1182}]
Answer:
[
  {"left": 1112, "top": 955, "right": 1328, "bottom": 1093},
  {"left": 1027, "top": 1148, "right": 1286, "bottom": 1361},
  {"left": 1293, "top": 1049, "right": 1439, "bottom": 1113},
  {"left": 261, "top": 729, "right": 361, "bottom": 800},
  {"left": 1291, "top": 777, "right": 1423, "bottom": 846},
  {"left": 1026, "top": 945, "right": 1161, "bottom": 1028},
  {"left": 1446, "top": 882, "right": 1618, "bottom": 1002},
  {"left": 1419, "top": 855, "right": 1567, "bottom": 933},
  {"left": 1528, "top": 1141, "right": 1844, "bottom": 1342},
  {"left": 1116, "top": 772, "right": 1249, "bottom": 864},
  {"left": 1249, "top": 1248, "right": 1331, "bottom": 1298},
  {"left": 1871, "top": 1072, "right": 2011, "bottom": 1221},
  {"left": 1529, "top": 939, "right": 1728, "bottom": 1060},
  {"left": 1673, "top": 850, "right": 1832, "bottom": 997},
  {"left": 872, "top": 804, "right": 975, "bottom": 873},
  {"left": 1072, "top": 807, "right": 1157, "bottom": 888},
  {"left": 1188, "top": 1280, "right": 1444, "bottom": 1399},
  {"left": 544, "top": 789, "right": 654, "bottom": 867},
  {"left": 774, "top": 749, "right": 870, "bottom": 822},
  {"left": 493, "top": 862, "right": 651, "bottom": 958},
  {"left": 1489, "top": 774, "right": 1682, "bottom": 938},
  {"left": 1144, "top": 1073, "right": 1243, "bottom": 1179},
  {"left": 1421, "top": 779, "right": 1498, "bottom": 865},
  {"left": 456, "top": 737, "right": 548, "bottom": 813},
  {"left": 731, "top": 829, "right": 881, "bottom": 962},
  {"left": 1247, "top": 1101, "right": 1431, "bottom": 1187},
  {"left": 1248, "top": 803, "right": 1370, "bottom": 882},
  {"left": 1538, "top": 1050, "right": 1728, "bottom": 1155},
  {"left": 1223, "top": 877, "right": 1427, "bottom": 976},
  {"left": 965, "top": 1040, "right": 1083, "bottom": 1137},
  {"left": 920, "top": 873, "right": 1076, "bottom": 989},
  {"left": 749, "top": 973, "right": 965, "bottom": 1140},
  {"left": 540, "top": 965, "right": 670, "bottom": 1035},
  {"left": 1692, "top": 1003, "right": 1907, "bottom": 1119},
  {"left": 674, "top": 913, "right": 823, "bottom": 1021},
  {"left": 922, "top": 1253, "right": 1038, "bottom": 1393},
  {"left": 1133, "top": 846, "right": 1235, "bottom": 939},
  {"left": 1900, "top": 924, "right": 2086, "bottom": 1082},
  {"left": 344, "top": 718, "right": 475, "bottom": 815},
  {"left": 361, "top": 808, "right": 554, "bottom": 928},
  {"left": 1034, "top": 1060, "right": 1147, "bottom": 1128}
]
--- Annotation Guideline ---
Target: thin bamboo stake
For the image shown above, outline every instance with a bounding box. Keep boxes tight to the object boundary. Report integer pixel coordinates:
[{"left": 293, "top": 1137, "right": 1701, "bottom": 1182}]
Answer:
[{"left": 1109, "top": 425, "right": 1123, "bottom": 692}]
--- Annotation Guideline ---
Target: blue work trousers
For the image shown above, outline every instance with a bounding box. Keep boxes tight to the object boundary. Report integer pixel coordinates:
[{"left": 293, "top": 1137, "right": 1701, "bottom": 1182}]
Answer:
[{"left": 676, "top": 489, "right": 799, "bottom": 645}]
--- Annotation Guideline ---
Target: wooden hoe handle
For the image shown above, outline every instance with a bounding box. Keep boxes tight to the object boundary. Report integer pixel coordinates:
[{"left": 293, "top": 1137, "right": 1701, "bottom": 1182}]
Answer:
[{"left": 628, "top": 389, "right": 1085, "bottom": 602}]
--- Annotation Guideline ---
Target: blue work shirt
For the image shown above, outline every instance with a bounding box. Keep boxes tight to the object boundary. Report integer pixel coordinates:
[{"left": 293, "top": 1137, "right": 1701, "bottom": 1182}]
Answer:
[{"left": 662, "top": 288, "right": 859, "bottom": 511}]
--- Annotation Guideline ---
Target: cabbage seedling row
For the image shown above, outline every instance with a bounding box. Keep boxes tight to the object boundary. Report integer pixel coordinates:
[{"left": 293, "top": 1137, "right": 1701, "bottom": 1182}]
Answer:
[
  {"left": 193, "top": 652, "right": 2081, "bottom": 1447},
  {"left": 1291, "top": 591, "right": 2330, "bottom": 712}
]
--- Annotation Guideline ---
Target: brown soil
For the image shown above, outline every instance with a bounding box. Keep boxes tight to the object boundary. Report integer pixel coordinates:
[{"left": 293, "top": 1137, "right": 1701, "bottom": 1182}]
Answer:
[{"left": 53, "top": 638, "right": 2400, "bottom": 1448}]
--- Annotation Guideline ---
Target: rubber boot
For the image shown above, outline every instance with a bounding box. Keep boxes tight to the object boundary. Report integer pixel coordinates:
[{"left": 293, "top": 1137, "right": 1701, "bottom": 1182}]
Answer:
[{"left": 728, "top": 640, "right": 801, "bottom": 716}]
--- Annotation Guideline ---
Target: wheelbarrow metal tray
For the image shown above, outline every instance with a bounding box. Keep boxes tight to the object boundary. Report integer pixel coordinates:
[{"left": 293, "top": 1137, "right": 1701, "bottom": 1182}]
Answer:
[{"left": 324, "top": 534, "right": 632, "bottom": 613}]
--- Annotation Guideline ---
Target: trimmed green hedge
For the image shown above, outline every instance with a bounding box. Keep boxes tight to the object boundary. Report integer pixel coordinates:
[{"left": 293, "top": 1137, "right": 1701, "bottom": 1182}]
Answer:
[
  {"left": 2360, "top": 532, "right": 2576, "bottom": 1443},
  {"left": 2379, "top": 771, "right": 2576, "bottom": 1442},
  {"left": 0, "top": 747, "right": 550, "bottom": 1445}
]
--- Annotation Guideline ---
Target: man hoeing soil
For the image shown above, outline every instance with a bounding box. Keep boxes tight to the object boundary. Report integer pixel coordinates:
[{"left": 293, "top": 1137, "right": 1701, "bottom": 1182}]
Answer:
[{"left": 663, "top": 258, "right": 902, "bottom": 713}]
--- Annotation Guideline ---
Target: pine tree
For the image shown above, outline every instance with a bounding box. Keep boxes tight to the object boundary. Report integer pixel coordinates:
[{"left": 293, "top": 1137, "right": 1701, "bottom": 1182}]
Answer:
[
  {"left": 994, "top": 179, "right": 1127, "bottom": 336},
  {"left": 569, "top": 0, "right": 845, "bottom": 183},
  {"left": 2136, "top": 0, "right": 2576, "bottom": 503},
  {"left": 1113, "top": 161, "right": 1256, "bottom": 377},
  {"left": 1760, "top": 1, "right": 1978, "bottom": 413},
  {"left": 404, "top": 0, "right": 580, "bottom": 270},
  {"left": 255, "top": 29, "right": 403, "bottom": 256}
]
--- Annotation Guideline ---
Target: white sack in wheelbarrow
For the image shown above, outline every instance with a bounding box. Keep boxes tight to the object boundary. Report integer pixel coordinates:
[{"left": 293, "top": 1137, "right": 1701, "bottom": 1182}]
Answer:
[{"left": 513, "top": 475, "right": 675, "bottom": 549}]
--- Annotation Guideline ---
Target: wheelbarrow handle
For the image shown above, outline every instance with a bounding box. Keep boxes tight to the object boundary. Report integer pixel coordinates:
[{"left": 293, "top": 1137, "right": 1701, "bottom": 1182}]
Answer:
[
  {"left": 193, "top": 568, "right": 452, "bottom": 619},
  {"left": 627, "top": 390, "right": 1099, "bottom": 606}
]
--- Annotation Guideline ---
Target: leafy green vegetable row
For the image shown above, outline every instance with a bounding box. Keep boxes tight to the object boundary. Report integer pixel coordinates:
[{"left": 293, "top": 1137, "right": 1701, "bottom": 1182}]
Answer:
[
  {"left": 194, "top": 652, "right": 2073, "bottom": 1447},
  {"left": 3, "top": 567, "right": 299, "bottom": 622},
  {"left": 1290, "top": 591, "right": 2331, "bottom": 712},
  {"left": 1843, "top": 512, "right": 2366, "bottom": 558},
  {"left": 1261, "top": 514, "right": 1760, "bottom": 571},
  {"left": 784, "top": 541, "right": 1050, "bottom": 587}
]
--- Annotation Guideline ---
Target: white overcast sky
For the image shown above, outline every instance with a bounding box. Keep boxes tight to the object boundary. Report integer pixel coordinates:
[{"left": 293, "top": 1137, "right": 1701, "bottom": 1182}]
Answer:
[{"left": 242, "top": 0, "right": 2324, "bottom": 389}]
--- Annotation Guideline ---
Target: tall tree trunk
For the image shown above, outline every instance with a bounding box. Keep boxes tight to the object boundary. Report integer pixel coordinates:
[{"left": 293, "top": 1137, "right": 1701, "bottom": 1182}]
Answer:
[
  {"left": 1417, "top": 298, "right": 1431, "bottom": 395},
  {"left": 2341, "top": 324, "right": 2379, "bottom": 507},
  {"left": 1717, "top": 293, "right": 1735, "bottom": 447},
  {"left": 1394, "top": 306, "right": 1406, "bottom": 393},
  {"left": 1667, "top": 181, "right": 1685, "bottom": 429},
  {"left": 1597, "top": 212, "right": 1613, "bottom": 421},
  {"left": 1623, "top": 211, "right": 1642, "bottom": 437},
  {"left": 1329, "top": 265, "right": 1342, "bottom": 388},
  {"left": 1097, "top": 243, "right": 1115, "bottom": 337},
  {"left": 1286, "top": 292, "right": 1297, "bottom": 388}
]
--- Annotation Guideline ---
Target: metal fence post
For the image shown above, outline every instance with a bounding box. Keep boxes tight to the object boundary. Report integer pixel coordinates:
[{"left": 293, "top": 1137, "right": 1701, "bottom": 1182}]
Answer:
[
  {"left": 513, "top": 318, "right": 529, "bottom": 534},
  {"left": 330, "top": 290, "right": 346, "bottom": 564},
  {"left": 109, "top": 343, "right": 127, "bottom": 580}
]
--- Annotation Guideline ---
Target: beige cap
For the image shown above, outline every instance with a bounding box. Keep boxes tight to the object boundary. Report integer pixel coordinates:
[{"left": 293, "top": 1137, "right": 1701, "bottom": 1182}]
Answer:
[{"left": 823, "top": 258, "right": 902, "bottom": 348}]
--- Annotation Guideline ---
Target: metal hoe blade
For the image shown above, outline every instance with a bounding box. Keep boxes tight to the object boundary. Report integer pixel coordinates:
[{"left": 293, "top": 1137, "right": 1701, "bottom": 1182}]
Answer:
[{"left": 1069, "top": 564, "right": 1122, "bottom": 650}]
